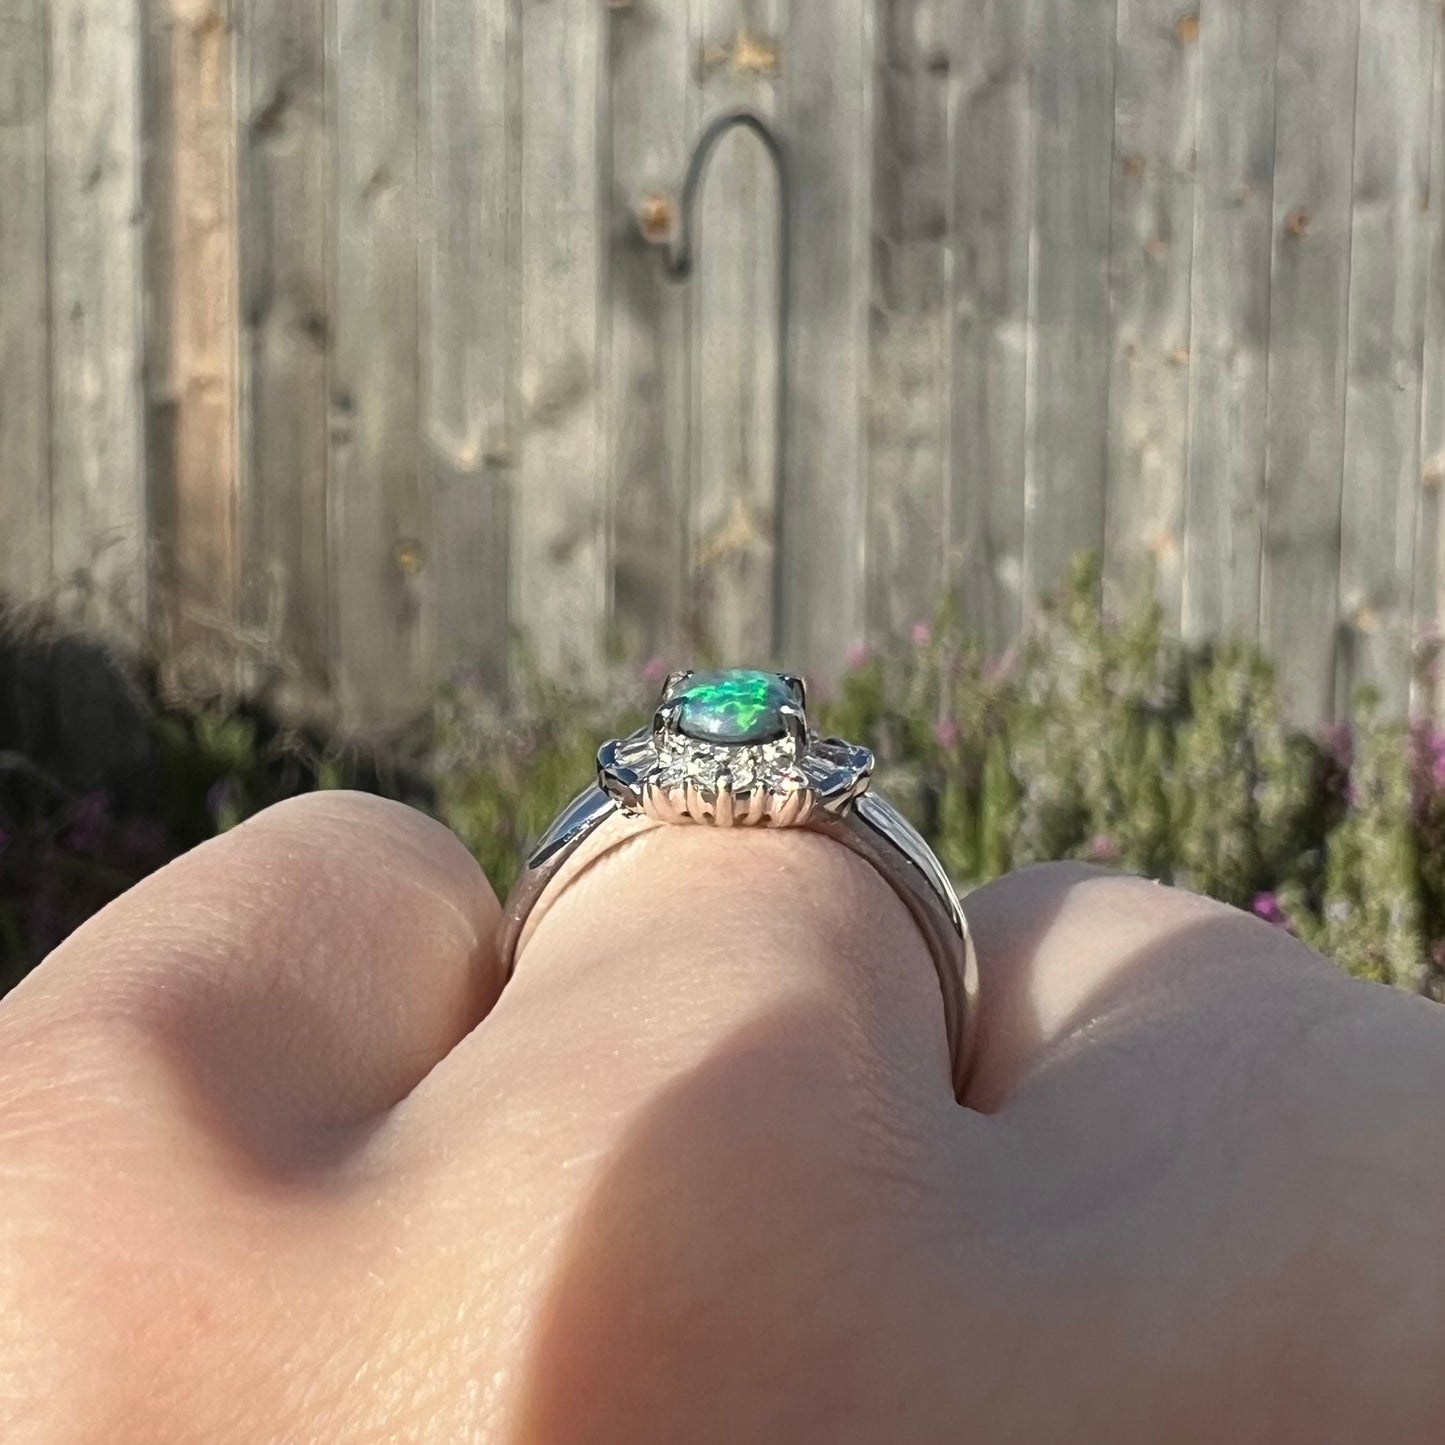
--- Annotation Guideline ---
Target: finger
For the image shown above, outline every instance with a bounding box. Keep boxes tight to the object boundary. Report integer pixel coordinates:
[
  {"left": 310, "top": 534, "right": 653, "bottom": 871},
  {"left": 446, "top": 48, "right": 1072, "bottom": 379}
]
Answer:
[
  {"left": 958, "top": 861, "right": 1360, "bottom": 1113},
  {"left": 404, "top": 819, "right": 971, "bottom": 1166},
  {"left": 382, "top": 820, "right": 986, "bottom": 1437},
  {"left": 0, "top": 791, "right": 499, "bottom": 1167}
]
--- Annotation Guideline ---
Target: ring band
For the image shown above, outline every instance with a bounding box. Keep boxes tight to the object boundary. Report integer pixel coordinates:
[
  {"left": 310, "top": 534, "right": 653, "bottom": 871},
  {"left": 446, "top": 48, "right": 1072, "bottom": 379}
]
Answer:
[{"left": 497, "top": 669, "right": 980, "bottom": 1100}]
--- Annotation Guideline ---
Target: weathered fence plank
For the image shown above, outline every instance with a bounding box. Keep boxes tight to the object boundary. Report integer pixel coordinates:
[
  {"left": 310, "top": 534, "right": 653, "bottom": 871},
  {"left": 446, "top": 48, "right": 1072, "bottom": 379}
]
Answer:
[
  {"left": 331, "top": 0, "right": 431, "bottom": 729},
  {"left": 1260, "top": 0, "right": 1361, "bottom": 726},
  {"left": 236, "top": 0, "right": 331, "bottom": 704},
  {"left": 688, "top": 0, "right": 783, "bottom": 665},
  {"left": 778, "top": 0, "right": 872, "bottom": 674},
  {"left": 7, "top": 0, "right": 1445, "bottom": 729},
  {"left": 604, "top": 0, "right": 690, "bottom": 664},
  {"left": 1103, "top": 0, "right": 1200, "bottom": 624},
  {"left": 46, "top": 0, "right": 147, "bottom": 636},
  {"left": 0, "top": 0, "right": 49, "bottom": 606},
  {"left": 1336, "top": 0, "right": 1437, "bottom": 715},
  {"left": 423, "top": 0, "right": 515, "bottom": 696},
  {"left": 1181, "top": 0, "right": 1277, "bottom": 643},
  {"left": 1023, "top": 0, "right": 1117, "bottom": 605},
  {"left": 866, "top": 0, "right": 951, "bottom": 642},
  {"left": 1411, "top": 2, "right": 1445, "bottom": 719},
  {"left": 951, "top": 0, "right": 1034, "bottom": 652},
  {"left": 514, "top": 0, "right": 606, "bottom": 679},
  {"left": 145, "top": 0, "right": 239, "bottom": 692}
]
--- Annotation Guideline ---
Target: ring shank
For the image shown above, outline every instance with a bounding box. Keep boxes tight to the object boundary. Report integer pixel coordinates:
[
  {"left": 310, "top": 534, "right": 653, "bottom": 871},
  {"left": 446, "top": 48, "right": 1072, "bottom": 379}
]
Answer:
[{"left": 497, "top": 785, "right": 979, "bottom": 1102}]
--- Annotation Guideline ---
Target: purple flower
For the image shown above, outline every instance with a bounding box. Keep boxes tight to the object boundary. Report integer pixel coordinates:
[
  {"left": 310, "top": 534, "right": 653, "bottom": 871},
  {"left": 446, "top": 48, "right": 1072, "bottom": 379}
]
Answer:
[
  {"left": 845, "top": 642, "right": 870, "bottom": 670},
  {"left": 640, "top": 654, "right": 670, "bottom": 687},
  {"left": 1252, "top": 891, "right": 1290, "bottom": 929},
  {"left": 911, "top": 621, "right": 932, "bottom": 648},
  {"left": 932, "top": 718, "right": 960, "bottom": 750}
]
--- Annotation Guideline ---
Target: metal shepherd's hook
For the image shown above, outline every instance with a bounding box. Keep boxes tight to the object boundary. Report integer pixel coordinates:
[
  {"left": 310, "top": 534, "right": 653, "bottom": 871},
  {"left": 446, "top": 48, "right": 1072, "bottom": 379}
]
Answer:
[{"left": 659, "top": 109, "right": 791, "bottom": 658}]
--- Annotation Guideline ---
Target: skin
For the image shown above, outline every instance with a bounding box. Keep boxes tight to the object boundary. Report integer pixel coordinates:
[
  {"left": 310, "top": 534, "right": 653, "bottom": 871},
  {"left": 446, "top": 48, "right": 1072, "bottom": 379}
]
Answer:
[{"left": 0, "top": 790, "right": 1442, "bottom": 1443}]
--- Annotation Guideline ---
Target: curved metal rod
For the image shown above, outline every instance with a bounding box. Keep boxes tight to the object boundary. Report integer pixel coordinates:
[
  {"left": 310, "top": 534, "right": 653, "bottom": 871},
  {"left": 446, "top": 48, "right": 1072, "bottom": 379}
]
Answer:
[{"left": 663, "top": 109, "right": 791, "bottom": 658}]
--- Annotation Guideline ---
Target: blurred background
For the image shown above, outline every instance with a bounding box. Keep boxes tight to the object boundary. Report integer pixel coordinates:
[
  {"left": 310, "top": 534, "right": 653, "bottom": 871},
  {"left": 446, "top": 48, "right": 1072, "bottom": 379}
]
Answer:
[{"left": 2, "top": 0, "right": 1445, "bottom": 995}]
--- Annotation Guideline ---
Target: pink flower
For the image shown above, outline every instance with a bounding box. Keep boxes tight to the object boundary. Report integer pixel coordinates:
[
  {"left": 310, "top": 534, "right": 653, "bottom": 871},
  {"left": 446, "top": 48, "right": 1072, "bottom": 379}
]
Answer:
[
  {"left": 1084, "top": 834, "right": 1120, "bottom": 863},
  {"left": 845, "top": 642, "right": 869, "bottom": 670},
  {"left": 1252, "top": 892, "right": 1289, "bottom": 928},
  {"left": 911, "top": 621, "right": 932, "bottom": 647},
  {"left": 640, "top": 654, "right": 670, "bottom": 686},
  {"left": 932, "top": 718, "right": 960, "bottom": 750}
]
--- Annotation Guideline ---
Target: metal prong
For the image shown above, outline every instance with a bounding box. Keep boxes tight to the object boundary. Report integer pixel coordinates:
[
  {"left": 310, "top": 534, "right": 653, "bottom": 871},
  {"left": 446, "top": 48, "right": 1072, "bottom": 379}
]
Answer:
[
  {"left": 661, "top": 669, "right": 694, "bottom": 700},
  {"left": 713, "top": 772, "right": 736, "bottom": 827},
  {"left": 780, "top": 673, "right": 807, "bottom": 711},
  {"left": 644, "top": 778, "right": 684, "bottom": 824},
  {"left": 778, "top": 701, "right": 808, "bottom": 751},
  {"left": 653, "top": 698, "right": 685, "bottom": 745},
  {"left": 771, "top": 784, "right": 805, "bottom": 827},
  {"left": 683, "top": 776, "right": 710, "bottom": 822}
]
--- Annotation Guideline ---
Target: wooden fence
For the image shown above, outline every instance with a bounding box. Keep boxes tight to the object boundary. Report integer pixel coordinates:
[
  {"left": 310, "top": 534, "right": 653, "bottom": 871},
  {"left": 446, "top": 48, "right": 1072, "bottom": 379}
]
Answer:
[{"left": 1, "top": 0, "right": 1443, "bottom": 732}]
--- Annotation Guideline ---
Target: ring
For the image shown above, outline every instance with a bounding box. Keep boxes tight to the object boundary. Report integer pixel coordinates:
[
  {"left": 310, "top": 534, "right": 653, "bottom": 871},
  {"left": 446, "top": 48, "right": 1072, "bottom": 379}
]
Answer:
[{"left": 497, "top": 668, "right": 980, "bottom": 1100}]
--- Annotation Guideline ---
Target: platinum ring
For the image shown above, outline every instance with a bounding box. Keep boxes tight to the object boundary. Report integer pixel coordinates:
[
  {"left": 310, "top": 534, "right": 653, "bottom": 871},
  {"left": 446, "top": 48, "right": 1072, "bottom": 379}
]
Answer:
[{"left": 497, "top": 668, "right": 980, "bottom": 1100}]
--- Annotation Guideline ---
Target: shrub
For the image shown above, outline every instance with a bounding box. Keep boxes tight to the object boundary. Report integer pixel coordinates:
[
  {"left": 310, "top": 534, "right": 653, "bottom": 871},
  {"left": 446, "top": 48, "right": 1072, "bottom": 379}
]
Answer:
[{"left": 3, "top": 561, "right": 1443, "bottom": 1001}]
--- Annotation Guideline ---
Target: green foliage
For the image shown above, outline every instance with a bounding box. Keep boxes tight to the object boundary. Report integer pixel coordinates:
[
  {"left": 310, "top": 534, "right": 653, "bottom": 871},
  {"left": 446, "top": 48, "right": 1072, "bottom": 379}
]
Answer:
[
  {"left": 806, "top": 560, "right": 1441, "bottom": 995},
  {"left": 7, "top": 554, "right": 1445, "bottom": 1000},
  {"left": 432, "top": 668, "right": 644, "bottom": 899}
]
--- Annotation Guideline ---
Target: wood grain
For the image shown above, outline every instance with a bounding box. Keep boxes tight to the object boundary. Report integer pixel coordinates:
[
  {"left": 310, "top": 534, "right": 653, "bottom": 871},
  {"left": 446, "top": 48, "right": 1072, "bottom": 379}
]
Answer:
[
  {"left": 1336, "top": 0, "right": 1436, "bottom": 715},
  {"left": 515, "top": 0, "right": 606, "bottom": 680},
  {"left": 605, "top": 0, "right": 690, "bottom": 663},
  {"left": 1104, "top": 0, "right": 1200, "bottom": 625},
  {"left": 46, "top": 0, "right": 147, "bottom": 637},
  {"left": 145, "top": 0, "right": 239, "bottom": 694},
  {"left": 1411, "top": 1, "right": 1445, "bottom": 719},
  {"left": 3, "top": 0, "right": 1442, "bottom": 727},
  {"left": 331, "top": 0, "right": 431, "bottom": 729},
  {"left": 778, "top": 0, "right": 872, "bottom": 674},
  {"left": 1261, "top": 0, "right": 1361, "bottom": 726},
  {"left": 688, "top": 0, "right": 784, "bottom": 665},
  {"left": 951, "top": 0, "right": 1035, "bottom": 652},
  {"left": 236, "top": 0, "right": 331, "bottom": 705},
  {"left": 867, "top": 0, "right": 951, "bottom": 643},
  {"left": 0, "top": 0, "right": 49, "bottom": 606},
  {"left": 1023, "top": 0, "right": 1117, "bottom": 607},
  {"left": 423, "top": 0, "right": 516, "bottom": 697},
  {"left": 1181, "top": 0, "right": 1278, "bottom": 643}
]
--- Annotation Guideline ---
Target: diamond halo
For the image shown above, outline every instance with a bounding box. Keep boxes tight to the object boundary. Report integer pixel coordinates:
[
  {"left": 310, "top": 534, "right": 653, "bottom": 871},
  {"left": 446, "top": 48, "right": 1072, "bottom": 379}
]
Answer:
[{"left": 597, "top": 668, "right": 873, "bottom": 828}]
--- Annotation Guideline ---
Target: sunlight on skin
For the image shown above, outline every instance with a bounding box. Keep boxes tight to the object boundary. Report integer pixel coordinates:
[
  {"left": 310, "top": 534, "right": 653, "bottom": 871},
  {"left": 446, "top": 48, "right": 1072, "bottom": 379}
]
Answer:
[{"left": 0, "top": 794, "right": 1442, "bottom": 1442}]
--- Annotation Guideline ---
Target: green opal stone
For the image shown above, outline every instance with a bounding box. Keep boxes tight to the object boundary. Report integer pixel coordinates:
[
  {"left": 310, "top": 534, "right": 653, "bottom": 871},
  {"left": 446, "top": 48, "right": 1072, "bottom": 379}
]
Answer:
[{"left": 675, "top": 669, "right": 794, "bottom": 744}]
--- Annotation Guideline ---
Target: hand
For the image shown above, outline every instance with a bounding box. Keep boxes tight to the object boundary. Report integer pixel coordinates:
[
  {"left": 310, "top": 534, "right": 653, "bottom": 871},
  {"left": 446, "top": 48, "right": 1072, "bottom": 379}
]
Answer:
[{"left": 1, "top": 793, "right": 1441, "bottom": 1442}]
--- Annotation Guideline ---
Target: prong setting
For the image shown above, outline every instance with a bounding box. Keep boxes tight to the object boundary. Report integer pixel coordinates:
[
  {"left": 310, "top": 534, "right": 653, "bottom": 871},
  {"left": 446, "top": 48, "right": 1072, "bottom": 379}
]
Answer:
[
  {"left": 778, "top": 701, "right": 808, "bottom": 753},
  {"left": 599, "top": 669, "right": 873, "bottom": 828},
  {"left": 652, "top": 698, "right": 685, "bottom": 745}
]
